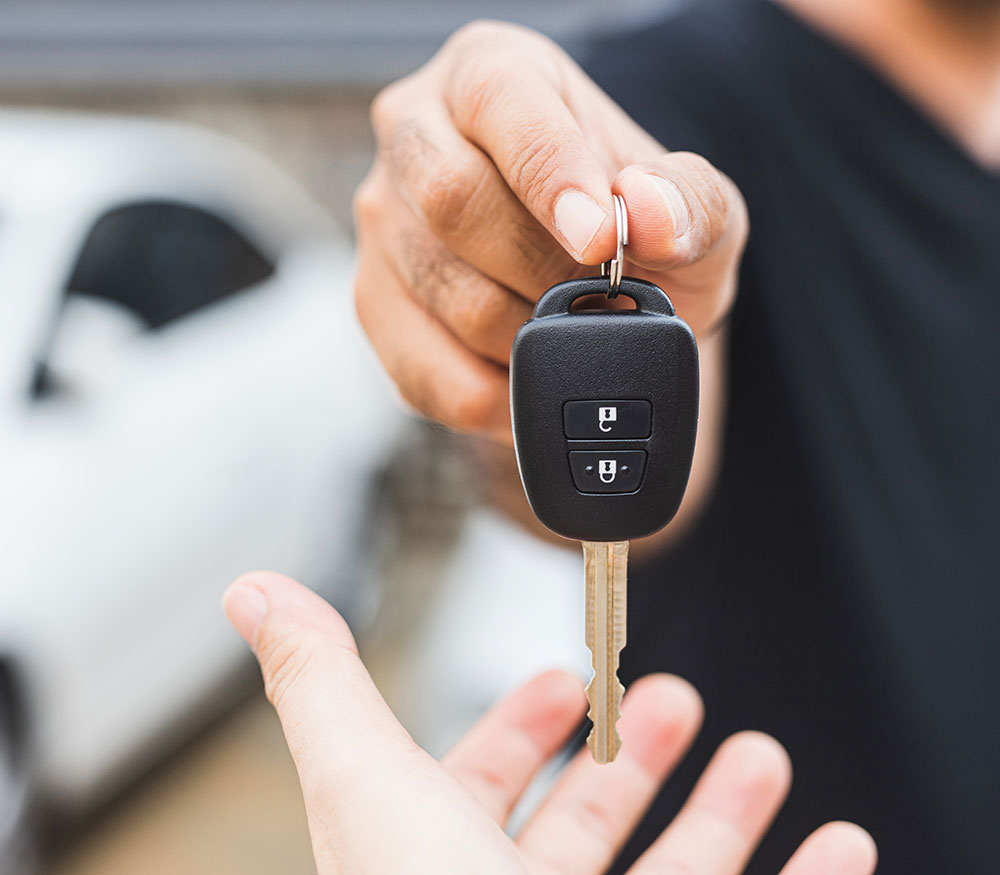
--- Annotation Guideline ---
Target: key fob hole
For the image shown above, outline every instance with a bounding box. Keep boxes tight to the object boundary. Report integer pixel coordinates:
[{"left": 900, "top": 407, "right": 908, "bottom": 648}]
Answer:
[{"left": 570, "top": 294, "right": 637, "bottom": 313}]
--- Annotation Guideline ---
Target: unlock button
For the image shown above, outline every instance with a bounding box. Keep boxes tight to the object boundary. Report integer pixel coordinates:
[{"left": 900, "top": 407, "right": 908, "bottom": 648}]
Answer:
[
  {"left": 564, "top": 400, "right": 651, "bottom": 439},
  {"left": 569, "top": 450, "right": 647, "bottom": 494}
]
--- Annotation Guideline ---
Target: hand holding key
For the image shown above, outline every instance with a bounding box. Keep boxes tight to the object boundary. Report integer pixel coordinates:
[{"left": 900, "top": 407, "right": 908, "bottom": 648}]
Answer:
[
  {"left": 224, "top": 572, "right": 877, "bottom": 875},
  {"left": 354, "top": 20, "right": 747, "bottom": 446}
]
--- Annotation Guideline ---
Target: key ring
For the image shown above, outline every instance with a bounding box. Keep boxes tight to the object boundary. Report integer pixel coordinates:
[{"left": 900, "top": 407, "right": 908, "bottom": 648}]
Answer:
[{"left": 600, "top": 194, "right": 628, "bottom": 299}]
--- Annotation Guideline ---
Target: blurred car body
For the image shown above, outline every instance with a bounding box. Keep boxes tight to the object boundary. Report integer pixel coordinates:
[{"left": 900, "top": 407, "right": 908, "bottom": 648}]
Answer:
[{"left": 0, "top": 110, "right": 399, "bottom": 844}]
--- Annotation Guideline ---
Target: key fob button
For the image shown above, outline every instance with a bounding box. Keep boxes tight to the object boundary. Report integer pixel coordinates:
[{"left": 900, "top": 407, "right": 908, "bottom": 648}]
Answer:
[
  {"left": 569, "top": 450, "right": 647, "bottom": 494},
  {"left": 563, "top": 400, "right": 651, "bottom": 439}
]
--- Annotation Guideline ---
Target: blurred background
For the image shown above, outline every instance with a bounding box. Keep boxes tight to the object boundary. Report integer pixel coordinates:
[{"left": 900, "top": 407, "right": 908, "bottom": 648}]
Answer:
[{"left": 0, "top": 2, "right": 673, "bottom": 873}]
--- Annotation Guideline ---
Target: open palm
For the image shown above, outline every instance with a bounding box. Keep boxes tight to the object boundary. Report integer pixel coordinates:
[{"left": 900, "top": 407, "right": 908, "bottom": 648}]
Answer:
[{"left": 224, "top": 572, "right": 876, "bottom": 874}]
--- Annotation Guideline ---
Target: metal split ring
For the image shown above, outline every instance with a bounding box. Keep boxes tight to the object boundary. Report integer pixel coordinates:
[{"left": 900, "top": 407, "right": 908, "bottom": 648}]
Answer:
[{"left": 600, "top": 194, "right": 629, "bottom": 298}]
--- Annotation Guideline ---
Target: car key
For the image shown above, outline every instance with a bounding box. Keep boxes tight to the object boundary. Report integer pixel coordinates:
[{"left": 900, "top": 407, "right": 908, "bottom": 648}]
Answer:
[{"left": 510, "top": 195, "right": 699, "bottom": 762}]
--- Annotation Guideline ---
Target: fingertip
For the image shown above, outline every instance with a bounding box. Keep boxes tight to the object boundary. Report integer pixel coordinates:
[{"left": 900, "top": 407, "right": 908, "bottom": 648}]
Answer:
[
  {"left": 223, "top": 573, "right": 273, "bottom": 646},
  {"left": 577, "top": 206, "right": 619, "bottom": 266},
  {"left": 784, "top": 822, "right": 878, "bottom": 875},
  {"left": 810, "top": 822, "right": 879, "bottom": 873},
  {"left": 615, "top": 150, "right": 744, "bottom": 273},
  {"left": 533, "top": 669, "right": 589, "bottom": 708},
  {"left": 613, "top": 164, "right": 689, "bottom": 269},
  {"left": 512, "top": 670, "right": 588, "bottom": 734},
  {"left": 231, "top": 569, "right": 300, "bottom": 592},
  {"left": 715, "top": 730, "right": 794, "bottom": 799},
  {"left": 224, "top": 570, "right": 356, "bottom": 654},
  {"left": 624, "top": 673, "right": 704, "bottom": 726},
  {"left": 553, "top": 188, "right": 614, "bottom": 263},
  {"left": 620, "top": 673, "right": 703, "bottom": 774}
]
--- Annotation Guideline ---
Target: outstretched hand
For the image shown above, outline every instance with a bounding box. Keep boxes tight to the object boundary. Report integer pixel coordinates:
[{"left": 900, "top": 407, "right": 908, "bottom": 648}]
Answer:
[{"left": 224, "top": 572, "right": 876, "bottom": 874}]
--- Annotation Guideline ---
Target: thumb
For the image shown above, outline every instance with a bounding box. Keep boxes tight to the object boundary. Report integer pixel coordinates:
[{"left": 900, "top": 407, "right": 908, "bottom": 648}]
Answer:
[
  {"left": 223, "top": 572, "right": 517, "bottom": 874},
  {"left": 613, "top": 152, "right": 748, "bottom": 340},
  {"left": 222, "top": 571, "right": 423, "bottom": 799},
  {"left": 614, "top": 151, "right": 748, "bottom": 272}
]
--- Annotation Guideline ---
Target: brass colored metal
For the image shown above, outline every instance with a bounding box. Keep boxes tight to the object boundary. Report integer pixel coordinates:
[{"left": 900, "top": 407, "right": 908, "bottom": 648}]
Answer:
[{"left": 582, "top": 540, "right": 628, "bottom": 764}]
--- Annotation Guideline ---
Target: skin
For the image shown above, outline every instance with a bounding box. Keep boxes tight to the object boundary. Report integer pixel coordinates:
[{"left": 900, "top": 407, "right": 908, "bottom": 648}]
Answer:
[
  {"left": 779, "top": 0, "right": 1000, "bottom": 167},
  {"left": 224, "top": 572, "right": 878, "bottom": 874}
]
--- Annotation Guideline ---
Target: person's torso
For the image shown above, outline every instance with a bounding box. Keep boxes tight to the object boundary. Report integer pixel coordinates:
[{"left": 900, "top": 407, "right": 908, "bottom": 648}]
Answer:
[{"left": 582, "top": 2, "right": 1000, "bottom": 871}]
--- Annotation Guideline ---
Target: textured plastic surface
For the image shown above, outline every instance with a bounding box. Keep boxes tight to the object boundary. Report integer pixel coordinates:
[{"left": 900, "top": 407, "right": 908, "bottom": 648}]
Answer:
[{"left": 510, "top": 276, "right": 699, "bottom": 541}]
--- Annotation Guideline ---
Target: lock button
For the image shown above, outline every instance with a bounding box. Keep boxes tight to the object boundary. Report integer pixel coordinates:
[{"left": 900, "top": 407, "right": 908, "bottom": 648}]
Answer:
[
  {"left": 569, "top": 450, "right": 647, "bottom": 494},
  {"left": 563, "top": 400, "right": 651, "bottom": 439}
]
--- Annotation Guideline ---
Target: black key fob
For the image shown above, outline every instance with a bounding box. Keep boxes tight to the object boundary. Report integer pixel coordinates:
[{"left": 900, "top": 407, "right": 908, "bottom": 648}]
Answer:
[{"left": 510, "top": 275, "right": 699, "bottom": 542}]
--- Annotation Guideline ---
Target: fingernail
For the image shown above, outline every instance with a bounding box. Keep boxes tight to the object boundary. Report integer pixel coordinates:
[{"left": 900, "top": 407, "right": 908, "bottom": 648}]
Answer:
[
  {"left": 554, "top": 189, "right": 607, "bottom": 260},
  {"left": 644, "top": 173, "right": 691, "bottom": 239},
  {"left": 223, "top": 580, "right": 268, "bottom": 646}
]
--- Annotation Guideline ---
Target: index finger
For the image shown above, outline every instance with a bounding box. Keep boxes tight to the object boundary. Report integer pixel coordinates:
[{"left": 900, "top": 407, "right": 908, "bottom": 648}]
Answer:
[
  {"left": 441, "top": 22, "right": 617, "bottom": 263},
  {"left": 441, "top": 670, "right": 588, "bottom": 824}
]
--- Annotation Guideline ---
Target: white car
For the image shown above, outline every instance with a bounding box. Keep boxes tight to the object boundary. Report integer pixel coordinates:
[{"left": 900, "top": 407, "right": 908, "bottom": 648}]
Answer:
[{"left": 0, "top": 110, "right": 400, "bottom": 865}]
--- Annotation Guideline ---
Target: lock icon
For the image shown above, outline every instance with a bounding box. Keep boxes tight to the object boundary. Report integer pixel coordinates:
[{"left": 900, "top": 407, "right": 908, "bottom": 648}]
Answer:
[
  {"left": 599, "top": 459, "right": 617, "bottom": 483},
  {"left": 598, "top": 406, "right": 617, "bottom": 432}
]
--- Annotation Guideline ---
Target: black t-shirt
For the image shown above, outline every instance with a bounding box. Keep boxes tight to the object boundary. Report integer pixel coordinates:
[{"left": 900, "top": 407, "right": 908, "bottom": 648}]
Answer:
[{"left": 582, "top": 2, "right": 1000, "bottom": 872}]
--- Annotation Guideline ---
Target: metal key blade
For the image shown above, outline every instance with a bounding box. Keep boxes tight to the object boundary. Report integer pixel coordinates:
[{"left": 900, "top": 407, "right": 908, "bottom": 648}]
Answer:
[{"left": 583, "top": 540, "right": 628, "bottom": 764}]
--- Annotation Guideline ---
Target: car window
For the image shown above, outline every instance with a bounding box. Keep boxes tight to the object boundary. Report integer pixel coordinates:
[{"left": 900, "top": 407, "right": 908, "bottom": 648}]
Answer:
[{"left": 66, "top": 201, "right": 276, "bottom": 328}]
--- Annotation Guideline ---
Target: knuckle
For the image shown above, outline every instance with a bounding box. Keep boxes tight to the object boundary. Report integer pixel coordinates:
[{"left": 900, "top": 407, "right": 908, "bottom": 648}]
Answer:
[
  {"left": 352, "top": 255, "right": 379, "bottom": 330},
  {"left": 563, "top": 797, "right": 618, "bottom": 848},
  {"left": 507, "top": 127, "right": 564, "bottom": 206},
  {"left": 449, "top": 53, "right": 508, "bottom": 133},
  {"left": 448, "top": 19, "right": 555, "bottom": 58},
  {"left": 447, "top": 19, "right": 513, "bottom": 55},
  {"left": 449, "top": 43, "right": 530, "bottom": 129},
  {"left": 393, "top": 348, "right": 502, "bottom": 431},
  {"left": 673, "top": 150, "right": 717, "bottom": 176},
  {"left": 352, "top": 173, "right": 382, "bottom": 229},
  {"left": 418, "top": 154, "right": 488, "bottom": 238},
  {"left": 400, "top": 230, "right": 458, "bottom": 315},
  {"left": 448, "top": 373, "right": 504, "bottom": 432},
  {"left": 393, "top": 353, "right": 435, "bottom": 418},
  {"left": 352, "top": 269, "right": 373, "bottom": 331},
  {"left": 369, "top": 79, "right": 407, "bottom": 138},
  {"left": 672, "top": 151, "right": 731, "bottom": 247},
  {"left": 381, "top": 116, "right": 426, "bottom": 181},
  {"left": 398, "top": 231, "right": 513, "bottom": 360},
  {"left": 462, "top": 286, "right": 509, "bottom": 353},
  {"left": 466, "top": 763, "right": 512, "bottom": 802},
  {"left": 445, "top": 24, "right": 563, "bottom": 133}
]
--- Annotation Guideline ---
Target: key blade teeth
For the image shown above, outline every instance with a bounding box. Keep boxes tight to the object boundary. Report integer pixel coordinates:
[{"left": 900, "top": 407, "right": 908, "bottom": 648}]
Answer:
[
  {"left": 584, "top": 674, "right": 625, "bottom": 718},
  {"left": 584, "top": 682, "right": 624, "bottom": 733},
  {"left": 585, "top": 677, "right": 624, "bottom": 764}
]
